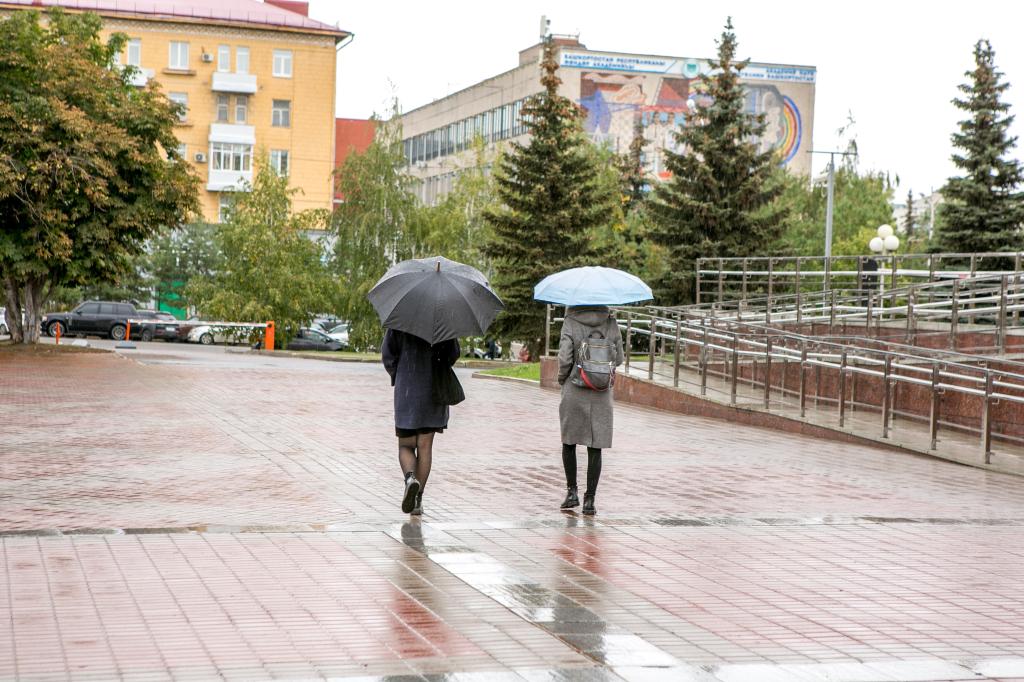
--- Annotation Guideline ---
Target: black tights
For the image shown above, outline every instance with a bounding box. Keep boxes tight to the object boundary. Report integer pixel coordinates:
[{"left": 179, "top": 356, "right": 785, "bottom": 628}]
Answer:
[
  {"left": 399, "top": 433, "right": 434, "bottom": 491},
  {"left": 561, "top": 443, "right": 602, "bottom": 495}
]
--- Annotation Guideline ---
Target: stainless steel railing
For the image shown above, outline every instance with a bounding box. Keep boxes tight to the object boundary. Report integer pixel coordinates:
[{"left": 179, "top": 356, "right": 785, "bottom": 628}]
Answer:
[
  {"left": 696, "top": 252, "right": 1024, "bottom": 305},
  {"left": 544, "top": 305, "right": 1024, "bottom": 464}
]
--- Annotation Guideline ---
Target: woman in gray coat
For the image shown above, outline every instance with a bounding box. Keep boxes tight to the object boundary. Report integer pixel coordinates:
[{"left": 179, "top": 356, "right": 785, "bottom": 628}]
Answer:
[
  {"left": 383, "top": 329, "right": 460, "bottom": 516},
  {"left": 556, "top": 305, "right": 624, "bottom": 515}
]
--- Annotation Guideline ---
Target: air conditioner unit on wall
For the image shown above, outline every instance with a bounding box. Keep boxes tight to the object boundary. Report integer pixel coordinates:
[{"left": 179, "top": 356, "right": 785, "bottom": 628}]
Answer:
[
  {"left": 201, "top": 53, "right": 213, "bottom": 63},
  {"left": 194, "top": 152, "right": 207, "bottom": 163}
]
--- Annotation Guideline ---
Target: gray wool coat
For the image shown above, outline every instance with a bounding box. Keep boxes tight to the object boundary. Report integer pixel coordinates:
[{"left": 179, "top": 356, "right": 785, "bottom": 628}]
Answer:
[
  {"left": 557, "top": 306, "right": 625, "bottom": 449},
  {"left": 382, "top": 329, "right": 460, "bottom": 431}
]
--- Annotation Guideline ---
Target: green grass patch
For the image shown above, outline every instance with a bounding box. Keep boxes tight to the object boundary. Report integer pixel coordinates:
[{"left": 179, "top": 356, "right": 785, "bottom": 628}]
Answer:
[{"left": 478, "top": 362, "right": 540, "bottom": 382}]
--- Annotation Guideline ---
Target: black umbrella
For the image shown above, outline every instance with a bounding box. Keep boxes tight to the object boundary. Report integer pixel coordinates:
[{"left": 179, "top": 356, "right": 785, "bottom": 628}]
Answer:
[{"left": 367, "top": 256, "right": 504, "bottom": 345}]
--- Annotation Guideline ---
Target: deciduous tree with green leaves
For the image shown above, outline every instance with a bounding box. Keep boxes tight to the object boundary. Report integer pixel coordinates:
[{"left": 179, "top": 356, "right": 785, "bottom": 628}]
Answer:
[
  {"left": 147, "top": 222, "right": 224, "bottom": 316},
  {"left": 419, "top": 138, "right": 496, "bottom": 277},
  {"left": 777, "top": 165, "right": 895, "bottom": 257},
  {"left": 484, "top": 39, "right": 614, "bottom": 357},
  {"left": 185, "top": 154, "right": 334, "bottom": 346},
  {"left": 331, "top": 113, "right": 426, "bottom": 351},
  {"left": 649, "top": 18, "right": 788, "bottom": 304},
  {"left": 0, "top": 9, "right": 198, "bottom": 343},
  {"left": 933, "top": 40, "right": 1024, "bottom": 255}
]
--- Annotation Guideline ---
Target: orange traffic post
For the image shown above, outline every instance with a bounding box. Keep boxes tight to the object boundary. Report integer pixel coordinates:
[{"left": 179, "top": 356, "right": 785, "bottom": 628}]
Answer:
[
  {"left": 55, "top": 323, "right": 61, "bottom": 345},
  {"left": 126, "top": 320, "right": 131, "bottom": 342},
  {"left": 264, "top": 321, "right": 275, "bottom": 351}
]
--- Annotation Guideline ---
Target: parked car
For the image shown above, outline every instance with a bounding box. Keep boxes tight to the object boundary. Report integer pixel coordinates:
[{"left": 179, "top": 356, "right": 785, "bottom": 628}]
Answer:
[
  {"left": 286, "top": 327, "right": 345, "bottom": 351},
  {"left": 463, "top": 337, "right": 501, "bottom": 359},
  {"left": 312, "top": 316, "right": 346, "bottom": 333},
  {"left": 187, "top": 324, "right": 252, "bottom": 346},
  {"left": 132, "top": 310, "right": 180, "bottom": 342},
  {"left": 0, "top": 306, "right": 7, "bottom": 336},
  {"left": 41, "top": 301, "right": 137, "bottom": 340},
  {"left": 325, "top": 322, "right": 350, "bottom": 348}
]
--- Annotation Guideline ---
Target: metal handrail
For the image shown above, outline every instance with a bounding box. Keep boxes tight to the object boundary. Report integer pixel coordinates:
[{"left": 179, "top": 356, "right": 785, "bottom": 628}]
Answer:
[
  {"left": 696, "top": 252, "right": 1024, "bottom": 306},
  {"left": 544, "top": 304, "right": 1024, "bottom": 464}
]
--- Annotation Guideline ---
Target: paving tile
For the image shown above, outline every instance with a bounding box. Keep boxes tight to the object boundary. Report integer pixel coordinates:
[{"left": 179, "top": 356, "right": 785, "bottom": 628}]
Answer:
[{"left": 4, "top": 350, "right": 1024, "bottom": 680}]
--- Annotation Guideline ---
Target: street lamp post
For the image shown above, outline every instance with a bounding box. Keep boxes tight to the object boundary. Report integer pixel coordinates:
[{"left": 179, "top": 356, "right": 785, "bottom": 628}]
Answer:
[{"left": 869, "top": 224, "right": 900, "bottom": 319}]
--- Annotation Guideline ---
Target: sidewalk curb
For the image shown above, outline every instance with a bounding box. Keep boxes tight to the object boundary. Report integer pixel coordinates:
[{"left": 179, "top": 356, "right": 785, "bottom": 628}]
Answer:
[{"left": 471, "top": 371, "right": 541, "bottom": 386}]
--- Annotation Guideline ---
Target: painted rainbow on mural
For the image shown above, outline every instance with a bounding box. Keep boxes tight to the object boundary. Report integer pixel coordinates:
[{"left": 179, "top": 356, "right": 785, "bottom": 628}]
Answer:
[{"left": 780, "top": 96, "right": 802, "bottom": 164}]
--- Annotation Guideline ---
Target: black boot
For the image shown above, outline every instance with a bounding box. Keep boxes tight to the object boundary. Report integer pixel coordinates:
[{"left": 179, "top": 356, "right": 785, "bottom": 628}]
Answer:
[
  {"left": 582, "top": 493, "right": 596, "bottom": 515},
  {"left": 560, "top": 487, "right": 580, "bottom": 510},
  {"left": 411, "top": 493, "right": 423, "bottom": 516},
  {"left": 402, "top": 474, "right": 421, "bottom": 513}
]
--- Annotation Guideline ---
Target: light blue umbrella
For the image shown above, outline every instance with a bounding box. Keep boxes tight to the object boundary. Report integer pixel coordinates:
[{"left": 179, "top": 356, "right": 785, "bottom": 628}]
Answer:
[{"left": 534, "top": 266, "right": 653, "bottom": 306}]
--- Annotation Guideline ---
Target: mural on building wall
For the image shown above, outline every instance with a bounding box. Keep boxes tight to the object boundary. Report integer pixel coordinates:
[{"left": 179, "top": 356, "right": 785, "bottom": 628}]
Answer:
[{"left": 578, "top": 71, "right": 803, "bottom": 178}]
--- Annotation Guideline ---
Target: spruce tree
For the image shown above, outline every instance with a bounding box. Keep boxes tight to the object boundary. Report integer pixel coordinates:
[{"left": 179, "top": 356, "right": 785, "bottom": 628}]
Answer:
[
  {"left": 484, "top": 39, "right": 612, "bottom": 357},
  {"left": 905, "top": 189, "right": 916, "bottom": 241},
  {"left": 934, "top": 40, "right": 1024, "bottom": 254},
  {"left": 649, "top": 18, "right": 788, "bottom": 304},
  {"left": 619, "top": 119, "right": 648, "bottom": 211}
]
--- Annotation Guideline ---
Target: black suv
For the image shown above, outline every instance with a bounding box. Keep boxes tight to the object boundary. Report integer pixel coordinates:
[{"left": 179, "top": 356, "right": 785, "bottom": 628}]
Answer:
[
  {"left": 132, "top": 310, "right": 180, "bottom": 341},
  {"left": 42, "top": 301, "right": 138, "bottom": 340}
]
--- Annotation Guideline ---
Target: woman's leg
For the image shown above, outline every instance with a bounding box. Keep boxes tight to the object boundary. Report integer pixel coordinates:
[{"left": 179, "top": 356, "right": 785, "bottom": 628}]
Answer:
[
  {"left": 585, "top": 447, "right": 602, "bottom": 495},
  {"left": 414, "top": 432, "right": 435, "bottom": 491},
  {"left": 560, "top": 444, "right": 580, "bottom": 510},
  {"left": 398, "top": 436, "right": 417, "bottom": 479},
  {"left": 561, "top": 443, "right": 578, "bottom": 488}
]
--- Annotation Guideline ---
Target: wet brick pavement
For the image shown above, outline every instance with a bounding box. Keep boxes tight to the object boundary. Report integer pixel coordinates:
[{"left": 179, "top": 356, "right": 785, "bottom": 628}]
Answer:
[{"left": 2, "top": 346, "right": 1024, "bottom": 680}]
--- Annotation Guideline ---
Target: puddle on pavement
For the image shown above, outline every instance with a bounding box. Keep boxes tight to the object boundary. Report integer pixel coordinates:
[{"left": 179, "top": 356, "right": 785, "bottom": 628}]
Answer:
[{"left": 389, "top": 520, "right": 680, "bottom": 671}]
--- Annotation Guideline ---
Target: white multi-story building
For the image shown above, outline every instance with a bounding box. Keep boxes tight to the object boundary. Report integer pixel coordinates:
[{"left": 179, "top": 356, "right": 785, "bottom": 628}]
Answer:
[{"left": 400, "top": 36, "right": 817, "bottom": 205}]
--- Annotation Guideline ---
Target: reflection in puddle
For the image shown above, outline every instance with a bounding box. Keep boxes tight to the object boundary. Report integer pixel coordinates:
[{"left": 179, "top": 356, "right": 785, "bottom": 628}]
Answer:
[{"left": 388, "top": 519, "right": 679, "bottom": 671}]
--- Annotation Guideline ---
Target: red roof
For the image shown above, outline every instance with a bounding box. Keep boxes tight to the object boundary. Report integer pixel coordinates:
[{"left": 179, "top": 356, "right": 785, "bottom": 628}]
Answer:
[
  {"left": 334, "top": 118, "right": 376, "bottom": 200},
  {"left": 0, "top": 0, "right": 349, "bottom": 37}
]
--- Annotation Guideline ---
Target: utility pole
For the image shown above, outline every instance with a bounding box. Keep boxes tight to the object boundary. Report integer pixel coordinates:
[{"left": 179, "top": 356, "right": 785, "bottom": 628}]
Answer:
[{"left": 808, "top": 149, "right": 857, "bottom": 290}]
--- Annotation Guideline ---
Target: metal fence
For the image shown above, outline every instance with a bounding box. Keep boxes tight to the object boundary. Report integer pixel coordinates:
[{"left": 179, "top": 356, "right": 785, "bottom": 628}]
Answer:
[
  {"left": 676, "top": 272, "right": 1024, "bottom": 352},
  {"left": 696, "top": 252, "right": 1024, "bottom": 305},
  {"left": 545, "top": 305, "right": 1024, "bottom": 463}
]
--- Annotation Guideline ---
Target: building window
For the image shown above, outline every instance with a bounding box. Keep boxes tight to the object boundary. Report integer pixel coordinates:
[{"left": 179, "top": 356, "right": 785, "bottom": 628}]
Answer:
[
  {"left": 217, "top": 45, "right": 230, "bottom": 72},
  {"left": 271, "top": 100, "right": 291, "bottom": 127},
  {"left": 168, "top": 92, "right": 188, "bottom": 121},
  {"left": 127, "top": 39, "right": 142, "bottom": 67},
  {"left": 270, "top": 150, "right": 289, "bottom": 176},
  {"left": 168, "top": 41, "right": 189, "bottom": 70},
  {"left": 235, "top": 47, "right": 249, "bottom": 74},
  {"left": 512, "top": 100, "right": 523, "bottom": 136},
  {"left": 215, "top": 94, "right": 229, "bottom": 123},
  {"left": 218, "top": 194, "right": 233, "bottom": 223},
  {"left": 210, "top": 142, "right": 252, "bottom": 172},
  {"left": 272, "top": 49, "right": 293, "bottom": 78},
  {"left": 235, "top": 95, "right": 248, "bottom": 124}
]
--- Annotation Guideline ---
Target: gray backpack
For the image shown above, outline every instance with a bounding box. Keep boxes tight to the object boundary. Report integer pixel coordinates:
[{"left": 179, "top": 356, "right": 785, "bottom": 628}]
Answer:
[{"left": 571, "top": 329, "right": 616, "bottom": 391}]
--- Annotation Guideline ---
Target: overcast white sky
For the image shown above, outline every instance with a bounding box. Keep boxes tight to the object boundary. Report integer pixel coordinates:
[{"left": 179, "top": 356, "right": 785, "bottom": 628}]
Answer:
[{"left": 313, "top": 0, "right": 1023, "bottom": 200}]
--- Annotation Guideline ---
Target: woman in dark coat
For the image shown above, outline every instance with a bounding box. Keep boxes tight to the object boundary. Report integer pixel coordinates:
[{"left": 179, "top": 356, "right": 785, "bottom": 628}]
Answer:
[
  {"left": 382, "top": 329, "right": 460, "bottom": 515},
  {"left": 556, "top": 305, "right": 624, "bottom": 515}
]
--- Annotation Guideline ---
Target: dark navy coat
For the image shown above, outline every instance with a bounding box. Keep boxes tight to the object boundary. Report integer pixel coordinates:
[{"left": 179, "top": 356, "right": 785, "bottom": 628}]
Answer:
[{"left": 382, "top": 330, "right": 460, "bottom": 430}]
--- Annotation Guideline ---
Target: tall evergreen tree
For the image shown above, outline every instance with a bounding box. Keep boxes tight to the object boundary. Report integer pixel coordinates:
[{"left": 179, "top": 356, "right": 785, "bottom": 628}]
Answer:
[
  {"left": 905, "top": 189, "right": 916, "bottom": 240},
  {"left": 934, "top": 40, "right": 1024, "bottom": 254},
  {"left": 619, "top": 118, "right": 648, "bottom": 211},
  {"left": 649, "top": 18, "right": 788, "bottom": 304},
  {"left": 484, "top": 39, "right": 613, "bottom": 357}
]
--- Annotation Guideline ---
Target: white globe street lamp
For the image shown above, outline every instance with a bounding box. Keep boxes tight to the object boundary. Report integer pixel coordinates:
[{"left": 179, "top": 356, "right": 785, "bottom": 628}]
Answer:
[
  {"left": 869, "top": 224, "right": 900, "bottom": 256},
  {"left": 868, "top": 224, "right": 900, "bottom": 317}
]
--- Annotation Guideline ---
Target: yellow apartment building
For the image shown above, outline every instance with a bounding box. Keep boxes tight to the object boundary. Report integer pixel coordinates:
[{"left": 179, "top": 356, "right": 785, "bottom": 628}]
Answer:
[{"left": 0, "top": 0, "right": 350, "bottom": 223}]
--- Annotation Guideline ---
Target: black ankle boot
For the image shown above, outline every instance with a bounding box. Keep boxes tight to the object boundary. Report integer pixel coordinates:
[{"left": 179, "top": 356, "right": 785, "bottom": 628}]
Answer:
[
  {"left": 411, "top": 493, "right": 423, "bottom": 516},
  {"left": 582, "top": 493, "right": 596, "bottom": 515},
  {"left": 560, "top": 487, "right": 580, "bottom": 509},
  {"left": 402, "top": 475, "right": 420, "bottom": 513}
]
